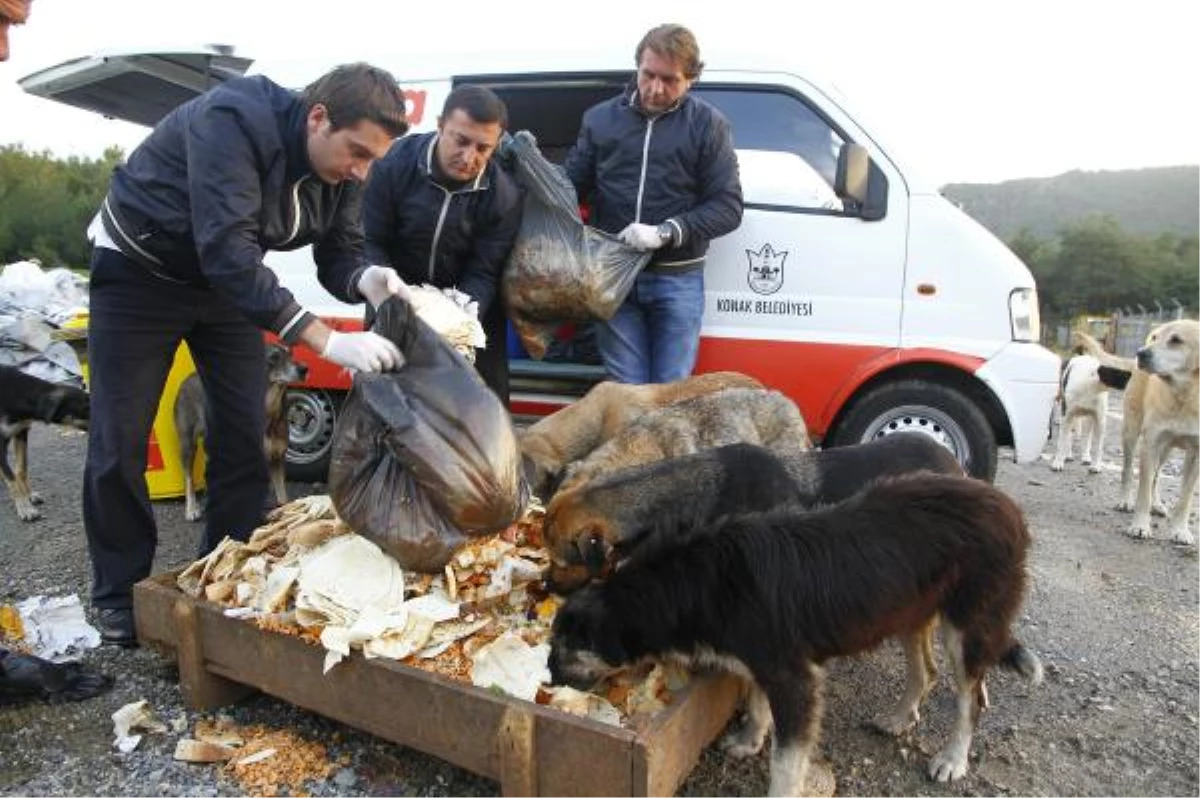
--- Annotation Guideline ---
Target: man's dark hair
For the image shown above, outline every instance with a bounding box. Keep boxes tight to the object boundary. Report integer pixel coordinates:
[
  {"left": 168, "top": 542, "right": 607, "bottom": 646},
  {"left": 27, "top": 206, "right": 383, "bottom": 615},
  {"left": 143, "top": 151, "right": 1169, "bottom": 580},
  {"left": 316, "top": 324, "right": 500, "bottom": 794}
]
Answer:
[
  {"left": 442, "top": 84, "right": 508, "bottom": 129},
  {"left": 636, "top": 23, "right": 705, "bottom": 80},
  {"left": 303, "top": 63, "right": 409, "bottom": 137}
]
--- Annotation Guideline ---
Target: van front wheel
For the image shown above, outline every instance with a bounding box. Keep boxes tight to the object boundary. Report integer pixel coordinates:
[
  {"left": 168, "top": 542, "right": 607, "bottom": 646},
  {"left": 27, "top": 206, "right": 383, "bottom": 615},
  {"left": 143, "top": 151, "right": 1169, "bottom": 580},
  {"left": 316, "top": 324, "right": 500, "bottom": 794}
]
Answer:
[
  {"left": 830, "top": 380, "right": 997, "bottom": 481},
  {"left": 284, "top": 388, "right": 342, "bottom": 483}
]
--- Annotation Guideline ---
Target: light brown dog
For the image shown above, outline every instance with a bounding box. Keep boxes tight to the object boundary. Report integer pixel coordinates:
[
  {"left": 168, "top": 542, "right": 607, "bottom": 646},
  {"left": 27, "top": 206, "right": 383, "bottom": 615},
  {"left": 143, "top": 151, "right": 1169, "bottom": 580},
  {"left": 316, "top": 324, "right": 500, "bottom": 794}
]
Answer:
[
  {"left": 518, "top": 371, "right": 762, "bottom": 498},
  {"left": 1118, "top": 320, "right": 1198, "bottom": 543},
  {"left": 554, "top": 386, "right": 811, "bottom": 496}
]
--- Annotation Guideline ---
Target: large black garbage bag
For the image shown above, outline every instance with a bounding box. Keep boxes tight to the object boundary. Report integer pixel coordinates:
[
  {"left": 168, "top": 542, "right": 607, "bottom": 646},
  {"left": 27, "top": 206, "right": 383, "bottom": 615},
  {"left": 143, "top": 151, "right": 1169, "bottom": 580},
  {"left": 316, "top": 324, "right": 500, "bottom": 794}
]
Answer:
[
  {"left": 328, "top": 296, "right": 528, "bottom": 572},
  {"left": 501, "top": 132, "right": 651, "bottom": 359}
]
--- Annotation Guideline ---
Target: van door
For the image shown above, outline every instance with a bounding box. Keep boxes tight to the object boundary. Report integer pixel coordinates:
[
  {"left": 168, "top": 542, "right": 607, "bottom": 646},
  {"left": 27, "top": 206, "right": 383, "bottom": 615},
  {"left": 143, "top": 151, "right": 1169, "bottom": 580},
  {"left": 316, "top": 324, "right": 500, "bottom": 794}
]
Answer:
[
  {"left": 19, "top": 46, "right": 252, "bottom": 126},
  {"left": 692, "top": 83, "right": 908, "bottom": 432}
]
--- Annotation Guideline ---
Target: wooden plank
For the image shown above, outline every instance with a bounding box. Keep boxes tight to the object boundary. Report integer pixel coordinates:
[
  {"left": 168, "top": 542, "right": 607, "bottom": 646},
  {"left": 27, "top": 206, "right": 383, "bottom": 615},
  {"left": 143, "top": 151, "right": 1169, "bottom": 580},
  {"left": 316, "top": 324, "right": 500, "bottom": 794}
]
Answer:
[
  {"left": 633, "top": 673, "right": 743, "bottom": 797},
  {"left": 171, "top": 598, "right": 255, "bottom": 709},
  {"left": 132, "top": 573, "right": 734, "bottom": 796},
  {"left": 499, "top": 705, "right": 537, "bottom": 796}
]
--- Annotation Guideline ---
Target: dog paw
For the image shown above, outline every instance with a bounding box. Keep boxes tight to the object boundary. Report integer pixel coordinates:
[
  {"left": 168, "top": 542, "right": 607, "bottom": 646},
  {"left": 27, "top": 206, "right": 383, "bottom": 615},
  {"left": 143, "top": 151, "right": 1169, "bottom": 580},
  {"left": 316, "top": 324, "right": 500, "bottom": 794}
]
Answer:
[
  {"left": 1049, "top": 460, "right": 1065, "bottom": 472},
  {"left": 1087, "top": 463, "right": 1103, "bottom": 474},
  {"left": 17, "top": 505, "right": 42, "bottom": 522},
  {"left": 1117, "top": 499, "right": 1135, "bottom": 513},
  {"left": 719, "top": 728, "right": 766, "bottom": 758},
  {"left": 29, "top": 491, "right": 44, "bottom": 505},
  {"left": 1151, "top": 503, "right": 1169, "bottom": 518},
  {"left": 1126, "top": 519, "right": 1153, "bottom": 539},
  {"left": 1168, "top": 527, "right": 1196, "bottom": 546},
  {"left": 870, "top": 708, "right": 919, "bottom": 736},
  {"left": 928, "top": 748, "right": 969, "bottom": 782},
  {"left": 1080, "top": 456, "right": 1093, "bottom": 466},
  {"left": 184, "top": 507, "right": 204, "bottom": 522}
]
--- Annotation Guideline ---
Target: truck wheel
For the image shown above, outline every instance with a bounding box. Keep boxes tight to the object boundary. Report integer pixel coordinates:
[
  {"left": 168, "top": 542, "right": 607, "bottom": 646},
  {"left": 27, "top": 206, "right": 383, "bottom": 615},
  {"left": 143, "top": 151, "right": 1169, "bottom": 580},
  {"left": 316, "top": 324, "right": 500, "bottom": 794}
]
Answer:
[
  {"left": 831, "top": 380, "right": 998, "bottom": 481},
  {"left": 285, "top": 388, "right": 341, "bottom": 483}
]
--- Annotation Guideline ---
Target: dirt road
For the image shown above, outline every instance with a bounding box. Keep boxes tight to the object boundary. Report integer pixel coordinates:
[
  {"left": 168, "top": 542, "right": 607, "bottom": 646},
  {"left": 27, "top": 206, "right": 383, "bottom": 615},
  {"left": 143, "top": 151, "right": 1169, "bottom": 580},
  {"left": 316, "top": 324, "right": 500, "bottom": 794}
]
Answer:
[{"left": 1, "top": 396, "right": 1196, "bottom": 796}]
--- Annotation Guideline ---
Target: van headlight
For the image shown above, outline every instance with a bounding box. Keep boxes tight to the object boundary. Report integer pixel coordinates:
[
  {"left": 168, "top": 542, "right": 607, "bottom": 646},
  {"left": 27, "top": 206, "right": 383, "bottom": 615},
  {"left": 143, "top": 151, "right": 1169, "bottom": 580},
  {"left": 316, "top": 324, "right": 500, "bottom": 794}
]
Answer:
[{"left": 1009, "top": 287, "right": 1040, "bottom": 342}]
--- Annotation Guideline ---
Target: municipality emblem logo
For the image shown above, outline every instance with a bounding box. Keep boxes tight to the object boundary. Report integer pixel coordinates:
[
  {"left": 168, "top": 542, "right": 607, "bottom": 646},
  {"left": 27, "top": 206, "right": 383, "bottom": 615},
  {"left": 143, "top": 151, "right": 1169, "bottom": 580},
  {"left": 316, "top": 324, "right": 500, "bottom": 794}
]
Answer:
[{"left": 746, "top": 244, "right": 787, "bottom": 295}]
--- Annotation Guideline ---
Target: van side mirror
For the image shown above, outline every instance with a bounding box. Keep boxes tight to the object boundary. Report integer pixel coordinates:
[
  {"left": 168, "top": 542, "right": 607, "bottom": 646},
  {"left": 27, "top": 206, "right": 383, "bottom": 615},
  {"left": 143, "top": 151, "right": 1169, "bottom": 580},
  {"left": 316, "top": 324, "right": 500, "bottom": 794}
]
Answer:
[{"left": 835, "top": 143, "right": 888, "bottom": 221}]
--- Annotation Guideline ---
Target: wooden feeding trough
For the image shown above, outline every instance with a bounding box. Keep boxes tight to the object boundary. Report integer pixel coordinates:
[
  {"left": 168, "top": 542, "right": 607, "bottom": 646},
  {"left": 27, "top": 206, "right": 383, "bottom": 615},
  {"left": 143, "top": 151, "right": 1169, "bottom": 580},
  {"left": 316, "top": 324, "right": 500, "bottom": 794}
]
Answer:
[{"left": 133, "top": 572, "right": 742, "bottom": 796}]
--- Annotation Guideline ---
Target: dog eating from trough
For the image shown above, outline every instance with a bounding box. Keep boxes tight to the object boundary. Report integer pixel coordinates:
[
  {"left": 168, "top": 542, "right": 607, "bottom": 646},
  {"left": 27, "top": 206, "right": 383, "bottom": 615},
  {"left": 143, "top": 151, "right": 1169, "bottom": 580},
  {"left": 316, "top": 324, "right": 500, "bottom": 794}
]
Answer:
[
  {"left": 544, "top": 432, "right": 962, "bottom": 588},
  {"left": 548, "top": 472, "right": 1043, "bottom": 795},
  {"left": 173, "top": 342, "right": 307, "bottom": 521},
  {"left": 0, "top": 365, "right": 90, "bottom": 521}
]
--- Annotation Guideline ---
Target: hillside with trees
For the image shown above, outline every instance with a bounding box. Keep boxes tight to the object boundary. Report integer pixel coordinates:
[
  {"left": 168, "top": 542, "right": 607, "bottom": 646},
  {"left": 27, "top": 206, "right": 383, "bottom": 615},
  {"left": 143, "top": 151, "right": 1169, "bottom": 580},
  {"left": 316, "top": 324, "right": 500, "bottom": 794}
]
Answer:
[{"left": 943, "top": 165, "right": 1199, "bottom": 239}]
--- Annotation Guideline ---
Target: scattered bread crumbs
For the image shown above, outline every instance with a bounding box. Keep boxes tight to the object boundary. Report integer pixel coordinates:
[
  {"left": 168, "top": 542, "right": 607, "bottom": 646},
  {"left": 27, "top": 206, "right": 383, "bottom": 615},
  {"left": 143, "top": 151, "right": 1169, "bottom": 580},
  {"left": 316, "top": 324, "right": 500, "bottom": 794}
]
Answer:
[
  {"left": 255, "top": 615, "right": 323, "bottom": 646},
  {"left": 220, "top": 724, "right": 335, "bottom": 797}
]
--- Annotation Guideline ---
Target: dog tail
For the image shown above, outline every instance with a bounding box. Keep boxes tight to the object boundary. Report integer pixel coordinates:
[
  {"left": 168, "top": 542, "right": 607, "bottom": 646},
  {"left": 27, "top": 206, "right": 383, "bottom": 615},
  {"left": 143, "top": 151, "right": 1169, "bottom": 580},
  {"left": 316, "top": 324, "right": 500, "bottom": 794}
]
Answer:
[
  {"left": 999, "top": 641, "right": 1044, "bottom": 686},
  {"left": 1096, "top": 365, "right": 1132, "bottom": 391},
  {"left": 1072, "top": 331, "right": 1135, "bottom": 371}
]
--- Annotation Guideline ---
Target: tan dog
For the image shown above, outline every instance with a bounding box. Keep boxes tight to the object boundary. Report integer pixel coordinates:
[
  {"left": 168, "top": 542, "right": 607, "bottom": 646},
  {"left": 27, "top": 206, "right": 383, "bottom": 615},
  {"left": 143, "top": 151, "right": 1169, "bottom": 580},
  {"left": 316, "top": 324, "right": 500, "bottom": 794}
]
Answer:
[
  {"left": 1118, "top": 320, "right": 1199, "bottom": 543},
  {"left": 518, "top": 371, "right": 762, "bottom": 498},
  {"left": 554, "top": 386, "right": 811, "bottom": 496}
]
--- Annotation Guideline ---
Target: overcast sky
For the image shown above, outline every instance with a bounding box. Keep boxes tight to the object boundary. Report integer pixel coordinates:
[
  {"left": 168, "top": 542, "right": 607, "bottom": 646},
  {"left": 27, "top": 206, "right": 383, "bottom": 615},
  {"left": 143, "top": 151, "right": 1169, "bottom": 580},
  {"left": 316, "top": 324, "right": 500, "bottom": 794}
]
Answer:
[{"left": 1, "top": 0, "right": 1195, "bottom": 187}]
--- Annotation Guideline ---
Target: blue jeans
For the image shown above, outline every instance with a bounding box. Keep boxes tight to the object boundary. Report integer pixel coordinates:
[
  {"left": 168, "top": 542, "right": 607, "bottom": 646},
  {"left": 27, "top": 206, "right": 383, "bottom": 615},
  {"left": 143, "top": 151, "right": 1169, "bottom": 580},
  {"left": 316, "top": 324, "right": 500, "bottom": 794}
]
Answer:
[{"left": 596, "top": 268, "right": 704, "bottom": 384}]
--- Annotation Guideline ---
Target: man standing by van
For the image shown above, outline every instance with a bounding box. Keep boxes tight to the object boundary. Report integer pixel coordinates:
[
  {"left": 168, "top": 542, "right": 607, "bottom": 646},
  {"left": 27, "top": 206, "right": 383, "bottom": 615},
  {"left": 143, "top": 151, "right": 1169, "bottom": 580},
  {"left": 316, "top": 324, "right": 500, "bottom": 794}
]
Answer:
[
  {"left": 565, "top": 23, "right": 742, "bottom": 384},
  {"left": 362, "top": 85, "right": 523, "bottom": 403},
  {"left": 84, "top": 64, "right": 411, "bottom": 646}
]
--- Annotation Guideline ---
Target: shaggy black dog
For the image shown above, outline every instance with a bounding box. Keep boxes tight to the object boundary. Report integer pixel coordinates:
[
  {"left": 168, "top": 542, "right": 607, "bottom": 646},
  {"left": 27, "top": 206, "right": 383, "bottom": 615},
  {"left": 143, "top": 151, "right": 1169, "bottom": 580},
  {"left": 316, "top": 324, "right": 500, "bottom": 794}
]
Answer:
[
  {"left": 548, "top": 472, "right": 1043, "bottom": 794},
  {"left": 0, "top": 365, "right": 90, "bottom": 521}
]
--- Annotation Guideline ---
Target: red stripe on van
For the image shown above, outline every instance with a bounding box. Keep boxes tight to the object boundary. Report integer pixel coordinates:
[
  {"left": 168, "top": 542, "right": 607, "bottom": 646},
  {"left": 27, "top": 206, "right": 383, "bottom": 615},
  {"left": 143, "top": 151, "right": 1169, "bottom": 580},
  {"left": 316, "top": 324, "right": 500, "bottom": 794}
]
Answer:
[{"left": 695, "top": 338, "right": 985, "bottom": 437}]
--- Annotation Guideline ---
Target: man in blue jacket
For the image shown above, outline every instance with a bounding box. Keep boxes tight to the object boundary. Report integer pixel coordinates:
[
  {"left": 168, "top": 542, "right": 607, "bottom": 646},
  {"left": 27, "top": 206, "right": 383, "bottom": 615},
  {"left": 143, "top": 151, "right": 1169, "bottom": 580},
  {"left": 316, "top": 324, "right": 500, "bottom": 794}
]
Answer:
[
  {"left": 83, "top": 63, "right": 411, "bottom": 646},
  {"left": 565, "top": 24, "right": 743, "bottom": 384},
  {"left": 362, "top": 84, "right": 522, "bottom": 403}
]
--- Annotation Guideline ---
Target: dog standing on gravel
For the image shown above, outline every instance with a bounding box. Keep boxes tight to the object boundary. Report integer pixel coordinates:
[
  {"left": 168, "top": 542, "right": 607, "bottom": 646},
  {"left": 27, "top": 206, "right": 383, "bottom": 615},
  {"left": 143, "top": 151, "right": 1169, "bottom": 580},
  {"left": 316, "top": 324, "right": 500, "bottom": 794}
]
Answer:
[
  {"left": 548, "top": 472, "right": 1043, "bottom": 795},
  {"left": 1050, "top": 351, "right": 1130, "bottom": 473},
  {"left": 174, "top": 342, "right": 307, "bottom": 521},
  {"left": 1077, "top": 323, "right": 1199, "bottom": 543},
  {"left": 0, "top": 365, "right": 90, "bottom": 521}
]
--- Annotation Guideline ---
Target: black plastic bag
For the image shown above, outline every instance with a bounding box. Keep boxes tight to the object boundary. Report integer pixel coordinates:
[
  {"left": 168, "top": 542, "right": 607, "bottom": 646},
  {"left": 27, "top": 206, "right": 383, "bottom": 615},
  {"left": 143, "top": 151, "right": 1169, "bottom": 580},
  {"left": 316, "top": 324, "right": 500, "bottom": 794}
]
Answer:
[
  {"left": 328, "top": 296, "right": 528, "bottom": 572},
  {"left": 501, "top": 133, "right": 651, "bottom": 359}
]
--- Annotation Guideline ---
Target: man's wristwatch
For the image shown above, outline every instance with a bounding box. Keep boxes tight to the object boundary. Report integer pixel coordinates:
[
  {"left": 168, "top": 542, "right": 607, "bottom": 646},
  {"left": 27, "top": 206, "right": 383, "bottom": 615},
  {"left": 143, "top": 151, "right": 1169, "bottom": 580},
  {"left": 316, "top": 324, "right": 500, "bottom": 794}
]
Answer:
[{"left": 656, "top": 222, "right": 674, "bottom": 246}]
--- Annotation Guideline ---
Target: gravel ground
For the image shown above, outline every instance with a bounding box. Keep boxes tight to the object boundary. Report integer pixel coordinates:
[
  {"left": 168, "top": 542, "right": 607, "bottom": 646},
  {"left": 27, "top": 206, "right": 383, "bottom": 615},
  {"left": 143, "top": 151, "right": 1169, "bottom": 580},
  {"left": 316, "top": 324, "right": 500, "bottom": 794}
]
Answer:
[{"left": 1, "top": 393, "right": 1197, "bottom": 797}]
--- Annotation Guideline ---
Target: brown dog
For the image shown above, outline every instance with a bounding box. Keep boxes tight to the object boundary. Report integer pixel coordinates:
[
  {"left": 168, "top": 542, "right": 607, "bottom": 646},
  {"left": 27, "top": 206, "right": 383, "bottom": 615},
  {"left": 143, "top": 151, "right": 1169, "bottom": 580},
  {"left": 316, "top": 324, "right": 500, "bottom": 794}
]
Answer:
[
  {"left": 0, "top": 365, "right": 90, "bottom": 521},
  {"left": 555, "top": 386, "right": 811, "bottom": 495},
  {"left": 545, "top": 433, "right": 962, "bottom": 591},
  {"left": 518, "top": 371, "right": 762, "bottom": 498},
  {"left": 174, "top": 342, "right": 307, "bottom": 521}
]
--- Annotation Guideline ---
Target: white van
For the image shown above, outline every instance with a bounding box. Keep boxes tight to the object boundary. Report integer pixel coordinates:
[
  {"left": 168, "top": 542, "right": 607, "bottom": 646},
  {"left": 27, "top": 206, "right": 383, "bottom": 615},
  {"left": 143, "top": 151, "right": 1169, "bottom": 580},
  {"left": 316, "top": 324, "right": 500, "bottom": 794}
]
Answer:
[{"left": 20, "top": 46, "right": 1060, "bottom": 481}]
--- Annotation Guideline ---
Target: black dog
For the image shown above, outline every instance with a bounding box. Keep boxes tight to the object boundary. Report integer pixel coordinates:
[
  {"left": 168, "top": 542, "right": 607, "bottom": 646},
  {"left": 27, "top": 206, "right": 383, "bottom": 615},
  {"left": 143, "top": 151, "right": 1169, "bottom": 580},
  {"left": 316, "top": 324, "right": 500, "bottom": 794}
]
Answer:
[
  {"left": 0, "top": 365, "right": 90, "bottom": 521},
  {"left": 548, "top": 472, "right": 1043, "bottom": 794},
  {"left": 545, "top": 432, "right": 962, "bottom": 587}
]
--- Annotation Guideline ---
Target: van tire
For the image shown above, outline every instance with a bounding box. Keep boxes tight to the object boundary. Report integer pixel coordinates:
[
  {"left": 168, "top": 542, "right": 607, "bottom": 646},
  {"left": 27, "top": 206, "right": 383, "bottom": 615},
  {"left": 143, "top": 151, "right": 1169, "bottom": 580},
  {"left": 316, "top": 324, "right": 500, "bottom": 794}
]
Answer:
[
  {"left": 284, "top": 388, "right": 342, "bottom": 483},
  {"left": 830, "top": 380, "right": 998, "bottom": 481}
]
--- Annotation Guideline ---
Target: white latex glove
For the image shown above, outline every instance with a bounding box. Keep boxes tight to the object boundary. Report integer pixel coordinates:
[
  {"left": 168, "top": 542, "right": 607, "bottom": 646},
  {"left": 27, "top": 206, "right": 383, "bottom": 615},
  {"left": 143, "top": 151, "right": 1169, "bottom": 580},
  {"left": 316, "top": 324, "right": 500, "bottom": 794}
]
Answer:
[
  {"left": 617, "top": 222, "right": 665, "bottom": 251},
  {"left": 357, "top": 265, "right": 412, "bottom": 308},
  {"left": 321, "top": 330, "right": 404, "bottom": 373}
]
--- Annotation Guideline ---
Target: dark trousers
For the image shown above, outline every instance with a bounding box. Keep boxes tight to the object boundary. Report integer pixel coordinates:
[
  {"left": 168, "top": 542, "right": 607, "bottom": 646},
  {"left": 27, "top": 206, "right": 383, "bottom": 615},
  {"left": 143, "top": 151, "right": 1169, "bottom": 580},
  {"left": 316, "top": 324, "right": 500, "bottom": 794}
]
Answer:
[{"left": 83, "top": 248, "right": 269, "bottom": 609}]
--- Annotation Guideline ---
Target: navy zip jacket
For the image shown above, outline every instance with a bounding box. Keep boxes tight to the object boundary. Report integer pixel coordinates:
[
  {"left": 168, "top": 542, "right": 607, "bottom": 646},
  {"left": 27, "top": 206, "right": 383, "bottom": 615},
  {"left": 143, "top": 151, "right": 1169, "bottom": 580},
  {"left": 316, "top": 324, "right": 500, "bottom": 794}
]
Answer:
[
  {"left": 362, "top": 131, "right": 523, "bottom": 316},
  {"left": 99, "top": 75, "right": 369, "bottom": 343},
  {"left": 564, "top": 83, "right": 743, "bottom": 271}
]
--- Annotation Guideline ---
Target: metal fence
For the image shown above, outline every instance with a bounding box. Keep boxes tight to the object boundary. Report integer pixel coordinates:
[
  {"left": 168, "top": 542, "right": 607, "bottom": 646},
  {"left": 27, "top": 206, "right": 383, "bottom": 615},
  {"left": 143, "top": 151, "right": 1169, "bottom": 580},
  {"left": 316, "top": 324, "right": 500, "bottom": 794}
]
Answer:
[{"left": 1047, "top": 303, "right": 1194, "bottom": 357}]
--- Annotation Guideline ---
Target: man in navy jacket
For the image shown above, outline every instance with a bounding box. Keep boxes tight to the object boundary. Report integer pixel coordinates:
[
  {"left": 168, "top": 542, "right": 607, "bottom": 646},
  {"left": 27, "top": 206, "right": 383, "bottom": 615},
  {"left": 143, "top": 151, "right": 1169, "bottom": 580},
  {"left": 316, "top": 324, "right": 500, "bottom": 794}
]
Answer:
[
  {"left": 84, "top": 64, "right": 410, "bottom": 646},
  {"left": 565, "top": 24, "right": 743, "bottom": 384},
  {"left": 363, "top": 84, "right": 522, "bottom": 402}
]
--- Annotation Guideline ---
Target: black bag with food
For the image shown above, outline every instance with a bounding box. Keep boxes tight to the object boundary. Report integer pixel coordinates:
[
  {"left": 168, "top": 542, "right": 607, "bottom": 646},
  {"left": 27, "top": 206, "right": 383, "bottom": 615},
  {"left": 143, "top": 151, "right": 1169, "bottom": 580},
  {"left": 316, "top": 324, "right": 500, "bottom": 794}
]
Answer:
[
  {"left": 500, "top": 132, "right": 651, "bottom": 359},
  {"left": 328, "top": 295, "right": 529, "bottom": 572}
]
